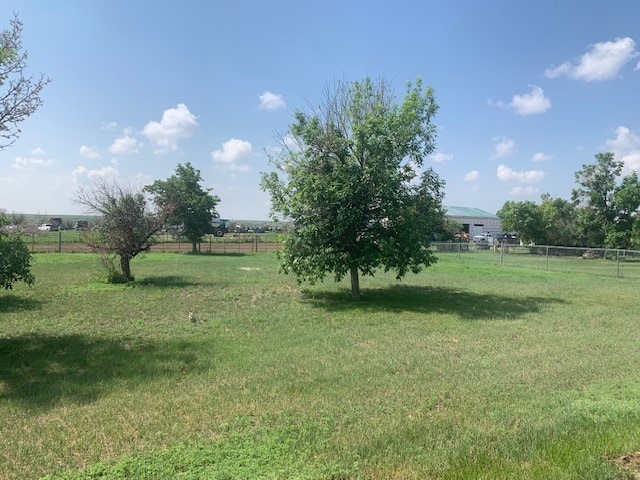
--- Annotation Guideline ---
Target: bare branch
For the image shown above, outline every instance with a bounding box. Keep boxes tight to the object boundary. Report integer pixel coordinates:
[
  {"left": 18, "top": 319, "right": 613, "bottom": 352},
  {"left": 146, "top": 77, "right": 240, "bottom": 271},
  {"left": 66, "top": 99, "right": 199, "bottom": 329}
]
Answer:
[{"left": 0, "top": 13, "right": 51, "bottom": 150}]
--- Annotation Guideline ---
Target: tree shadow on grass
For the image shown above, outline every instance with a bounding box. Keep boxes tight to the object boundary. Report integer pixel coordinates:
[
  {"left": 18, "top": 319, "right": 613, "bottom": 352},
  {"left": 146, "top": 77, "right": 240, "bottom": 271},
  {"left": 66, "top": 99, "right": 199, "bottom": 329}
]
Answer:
[
  {"left": 135, "top": 275, "right": 228, "bottom": 289},
  {"left": 302, "top": 285, "right": 565, "bottom": 320},
  {"left": 136, "top": 275, "right": 200, "bottom": 288},
  {"left": 190, "top": 252, "right": 250, "bottom": 257},
  {"left": 0, "top": 334, "right": 201, "bottom": 410},
  {"left": 0, "top": 295, "right": 43, "bottom": 313}
]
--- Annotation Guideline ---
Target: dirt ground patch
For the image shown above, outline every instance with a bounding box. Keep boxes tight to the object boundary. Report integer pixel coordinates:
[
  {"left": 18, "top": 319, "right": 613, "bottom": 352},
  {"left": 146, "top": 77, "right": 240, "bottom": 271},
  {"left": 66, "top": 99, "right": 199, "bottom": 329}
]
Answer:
[{"left": 613, "top": 452, "right": 640, "bottom": 478}]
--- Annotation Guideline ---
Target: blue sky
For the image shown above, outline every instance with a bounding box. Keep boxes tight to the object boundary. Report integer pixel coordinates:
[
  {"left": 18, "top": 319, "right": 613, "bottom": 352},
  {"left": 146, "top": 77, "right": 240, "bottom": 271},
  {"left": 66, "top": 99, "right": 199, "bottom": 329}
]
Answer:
[{"left": 1, "top": 1, "right": 639, "bottom": 220}]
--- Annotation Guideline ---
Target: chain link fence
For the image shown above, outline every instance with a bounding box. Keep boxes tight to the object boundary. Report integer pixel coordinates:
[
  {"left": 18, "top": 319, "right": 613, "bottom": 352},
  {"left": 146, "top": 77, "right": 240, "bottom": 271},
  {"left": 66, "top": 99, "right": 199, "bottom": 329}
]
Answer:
[
  {"left": 19, "top": 230, "right": 282, "bottom": 254},
  {"left": 18, "top": 230, "right": 640, "bottom": 279},
  {"left": 432, "top": 242, "right": 640, "bottom": 279}
]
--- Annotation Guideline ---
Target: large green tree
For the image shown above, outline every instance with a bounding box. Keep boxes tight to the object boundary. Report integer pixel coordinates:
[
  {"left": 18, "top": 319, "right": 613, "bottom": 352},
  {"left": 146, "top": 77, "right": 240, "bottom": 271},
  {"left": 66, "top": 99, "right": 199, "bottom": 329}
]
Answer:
[
  {"left": 74, "top": 180, "right": 160, "bottom": 281},
  {"left": 572, "top": 152, "right": 640, "bottom": 248},
  {"left": 572, "top": 152, "right": 622, "bottom": 247},
  {"left": 607, "top": 171, "right": 640, "bottom": 249},
  {"left": 1, "top": 14, "right": 50, "bottom": 150},
  {"left": 145, "top": 163, "right": 220, "bottom": 254},
  {"left": 261, "top": 77, "right": 445, "bottom": 299},
  {"left": 0, "top": 213, "right": 34, "bottom": 289}
]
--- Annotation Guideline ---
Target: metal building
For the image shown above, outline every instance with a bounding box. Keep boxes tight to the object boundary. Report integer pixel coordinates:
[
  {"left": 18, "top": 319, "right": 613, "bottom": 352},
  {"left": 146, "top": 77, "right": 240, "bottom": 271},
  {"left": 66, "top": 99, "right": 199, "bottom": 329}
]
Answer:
[{"left": 445, "top": 206, "right": 502, "bottom": 239}]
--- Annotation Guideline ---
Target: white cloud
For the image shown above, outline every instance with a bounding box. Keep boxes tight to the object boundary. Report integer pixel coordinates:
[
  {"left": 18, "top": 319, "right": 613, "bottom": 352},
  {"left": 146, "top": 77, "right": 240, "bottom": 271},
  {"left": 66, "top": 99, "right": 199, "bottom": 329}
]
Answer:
[
  {"left": 72, "top": 165, "right": 119, "bottom": 181},
  {"left": 606, "top": 125, "right": 640, "bottom": 151},
  {"left": 108, "top": 134, "right": 142, "bottom": 155},
  {"left": 622, "top": 152, "right": 640, "bottom": 171},
  {"left": 531, "top": 152, "right": 552, "bottom": 162},
  {"left": 11, "top": 156, "right": 55, "bottom": 170},
  {"left": 259, "top": 91, "right": 286, "bottom": 110},
  {"left": 497, "top": 164, "right": 545, "bottom": 183},
  {"left": 464, "top": 170, "right": 479, "bottom": 182},
  {"left": 431, "top": 152, "right": 453, "bottom": 163},
  {"left": 509, "top": 186, "right": 539, "bottom": 196},
  {"left": 142, "top": 103, "right": 199, "bottom": 153},
  {"left": 491, "top": 137, "right": 517, "bottom": 159},
  {"left": 545, "top": 37, "right": 639, "bottom": 81},
  {"left": 211, "top": 138, "right": 254, "bottom": 173},
  {"left": 544, "top": 62, "right": 572, "bottom": 79},
  {"left": 605, "top": 126, "right": 640, "bottom": 171},
  {"left": 282, "top": 134, "right": 300, "bottom": 151},
  {"left": 79, "top": 145, "right": 101, "bottom": 159},
  {"left": 101, "top": 122, "right": 118, "bottom": 131},
  {"left": 509, "top": 85, "right": 551, "bottom": 115},
  {"left": 133, "top": 172, "right": 153, "bottom": 187},
  {"left": 30, "top": 147, "right": 46, "bottom": 155}
]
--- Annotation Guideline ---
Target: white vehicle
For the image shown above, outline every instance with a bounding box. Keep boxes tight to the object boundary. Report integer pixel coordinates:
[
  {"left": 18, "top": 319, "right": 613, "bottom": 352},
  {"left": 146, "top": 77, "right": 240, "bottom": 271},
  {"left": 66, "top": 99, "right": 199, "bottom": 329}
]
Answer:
[
  {"left": 473, "top": 233, "right": 494, "bottom": 249},
  {"left": 38, "top": 223, "right": 53, "bottom": 231}
]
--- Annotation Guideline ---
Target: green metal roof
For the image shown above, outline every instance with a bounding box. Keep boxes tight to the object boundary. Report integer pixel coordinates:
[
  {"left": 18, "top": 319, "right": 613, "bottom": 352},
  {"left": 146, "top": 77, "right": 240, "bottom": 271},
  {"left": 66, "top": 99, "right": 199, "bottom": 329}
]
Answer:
[{"left": 444, "top": 206, "right": 499, "bottom": 219}]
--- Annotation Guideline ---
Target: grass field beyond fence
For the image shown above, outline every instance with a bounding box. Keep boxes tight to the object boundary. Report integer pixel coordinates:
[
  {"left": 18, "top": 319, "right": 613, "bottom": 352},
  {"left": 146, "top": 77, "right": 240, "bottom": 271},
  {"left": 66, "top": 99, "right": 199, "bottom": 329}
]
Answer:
[{"left": 2, "top": 252, "right": 640, "bottom": 479}]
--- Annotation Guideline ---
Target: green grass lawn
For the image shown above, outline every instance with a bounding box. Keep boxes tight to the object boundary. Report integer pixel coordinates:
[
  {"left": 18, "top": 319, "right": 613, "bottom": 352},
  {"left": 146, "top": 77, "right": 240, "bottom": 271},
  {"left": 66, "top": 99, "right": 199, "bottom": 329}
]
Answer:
[{"left": 2, "top": 252, "right": 640, "bottom": 479}]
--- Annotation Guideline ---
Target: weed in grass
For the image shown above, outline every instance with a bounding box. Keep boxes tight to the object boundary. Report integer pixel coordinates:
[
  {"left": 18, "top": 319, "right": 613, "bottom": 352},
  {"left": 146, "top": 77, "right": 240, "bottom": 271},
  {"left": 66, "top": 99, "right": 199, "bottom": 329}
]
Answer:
[{"left": 43, "top": 420, "right": 355, "bottom": 480}]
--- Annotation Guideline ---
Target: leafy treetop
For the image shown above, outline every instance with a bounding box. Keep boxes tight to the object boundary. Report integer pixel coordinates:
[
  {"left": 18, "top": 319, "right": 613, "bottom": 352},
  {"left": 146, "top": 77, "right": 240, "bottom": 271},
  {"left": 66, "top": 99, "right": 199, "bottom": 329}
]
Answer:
[{"left": 261, "top": 77, "right": 446, "bottom": 299}]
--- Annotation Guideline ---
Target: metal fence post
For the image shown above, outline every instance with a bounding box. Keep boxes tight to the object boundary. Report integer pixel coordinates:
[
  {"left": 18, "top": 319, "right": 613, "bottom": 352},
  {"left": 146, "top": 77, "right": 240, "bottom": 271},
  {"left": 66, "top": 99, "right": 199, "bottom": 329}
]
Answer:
[
  {"left": 616, "top": 250, "right": 620, "bottom": 278},
  {"left": 546, "top": 245, "right": 549, "bottom": 270}
]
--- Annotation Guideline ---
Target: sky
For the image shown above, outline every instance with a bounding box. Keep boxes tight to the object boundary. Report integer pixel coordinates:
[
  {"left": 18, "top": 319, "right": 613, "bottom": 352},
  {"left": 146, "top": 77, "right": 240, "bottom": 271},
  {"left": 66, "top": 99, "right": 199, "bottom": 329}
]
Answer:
[{"left": 1, "top": 1, "right": 639, "bottom": 220}]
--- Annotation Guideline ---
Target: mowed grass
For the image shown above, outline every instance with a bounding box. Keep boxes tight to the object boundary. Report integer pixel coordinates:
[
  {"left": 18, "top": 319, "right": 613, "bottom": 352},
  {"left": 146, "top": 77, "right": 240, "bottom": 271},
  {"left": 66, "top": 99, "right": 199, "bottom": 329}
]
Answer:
[{"left": 1, "top": 252, "right": 640, "bottom": 479}]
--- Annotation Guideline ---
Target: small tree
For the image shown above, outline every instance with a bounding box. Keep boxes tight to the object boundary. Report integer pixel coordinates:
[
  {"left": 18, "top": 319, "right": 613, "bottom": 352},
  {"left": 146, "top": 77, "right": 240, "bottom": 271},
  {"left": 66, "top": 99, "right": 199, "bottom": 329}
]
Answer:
[
  {"left": 261, "top": 77, "right": 445, "bottom": 299},
  {"left": 74, "top": 180, "right": 160, "bottom": 281},
  {"left": 0, "top": 212, "right": 34, "bottom": 289},
  {"left": 1, "top": 14, "right": 50, "bottom": 150},
  {"left": 539, "top": 194, "right": 579, "bottom": 246},
  {"left": 497, "top": 200, "right": 545, "bottom": 245},
  {"left": 145, "top": 162, "right": 220, "bottom": 254}
]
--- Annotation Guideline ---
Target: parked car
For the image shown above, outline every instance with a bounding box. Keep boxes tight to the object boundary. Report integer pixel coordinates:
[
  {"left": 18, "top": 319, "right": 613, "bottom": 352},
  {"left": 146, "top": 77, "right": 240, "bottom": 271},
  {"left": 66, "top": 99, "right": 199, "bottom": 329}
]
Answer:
[{"left": 38, "top": 223, "right": 53, "bottom": 231}]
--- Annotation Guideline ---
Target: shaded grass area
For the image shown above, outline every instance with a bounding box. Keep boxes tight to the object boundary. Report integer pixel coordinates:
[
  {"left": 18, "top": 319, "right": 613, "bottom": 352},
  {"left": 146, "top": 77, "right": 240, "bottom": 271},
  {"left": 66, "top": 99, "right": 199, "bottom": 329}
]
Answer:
[
  {"left": 2, "top": 252, "right": 640, "bottom": 478},
  {"left": 302, "top": 284, "right": 565, "bottom": 320},
  {"left": 0, "top": 334, "right": 200, "bottom": 408}
]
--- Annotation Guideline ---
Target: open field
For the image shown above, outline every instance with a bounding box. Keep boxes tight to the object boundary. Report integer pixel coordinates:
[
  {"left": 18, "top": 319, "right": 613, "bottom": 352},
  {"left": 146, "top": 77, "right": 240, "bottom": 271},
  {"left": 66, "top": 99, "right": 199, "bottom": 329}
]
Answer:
[{"left": 2, "top": 252, "right": 640, "bottom": 478}]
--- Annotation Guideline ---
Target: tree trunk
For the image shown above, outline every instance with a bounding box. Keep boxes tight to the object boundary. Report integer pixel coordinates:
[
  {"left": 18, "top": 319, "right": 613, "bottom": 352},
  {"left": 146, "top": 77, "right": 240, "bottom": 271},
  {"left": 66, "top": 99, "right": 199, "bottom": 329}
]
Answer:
[
  {"left": 350, "top": 265, "right": 361, "bottom": 300},
  {"left": 192, "top": 241, "right": 197, "bottom": 254},
  {"left": 120, "top": 254, "right": 133, "bottom": 281}
]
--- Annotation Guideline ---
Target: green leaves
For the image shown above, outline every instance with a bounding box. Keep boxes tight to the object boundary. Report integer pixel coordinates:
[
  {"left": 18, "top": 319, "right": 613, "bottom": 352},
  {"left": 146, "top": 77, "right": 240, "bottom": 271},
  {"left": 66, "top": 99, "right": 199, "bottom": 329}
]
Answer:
[
  {"left": 573, "top": 153, "right": 640, "bottom": 248},
  {"left": 0, "top": 223, "right": 34, "bottom": 289},
  {"left": 74, "top": 180, "right": 160, "bottom": 281},
  {"left": 262, "top": 77, "right": 444, "bottom": 298},
  {"left": 145, "top": 163, "right": 220, "bottom": 252}
]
